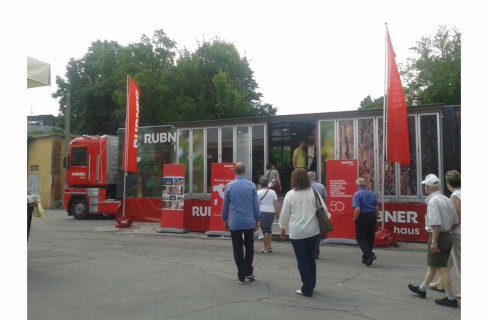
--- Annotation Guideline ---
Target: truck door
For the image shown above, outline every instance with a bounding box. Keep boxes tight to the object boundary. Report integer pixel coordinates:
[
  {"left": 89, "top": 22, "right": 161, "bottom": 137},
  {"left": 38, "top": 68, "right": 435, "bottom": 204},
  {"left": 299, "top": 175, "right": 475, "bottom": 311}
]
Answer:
[{"left": 66, "top": 146, "right": 89, "bottom": 186}]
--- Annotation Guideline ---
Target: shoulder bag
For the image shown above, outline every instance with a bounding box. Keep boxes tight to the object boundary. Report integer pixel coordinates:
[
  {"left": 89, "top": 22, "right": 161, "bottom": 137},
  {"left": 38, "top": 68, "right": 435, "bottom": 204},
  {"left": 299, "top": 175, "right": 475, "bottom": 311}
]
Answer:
[{"left": 312, "top": 188, "right": 333, "bottom": 233}]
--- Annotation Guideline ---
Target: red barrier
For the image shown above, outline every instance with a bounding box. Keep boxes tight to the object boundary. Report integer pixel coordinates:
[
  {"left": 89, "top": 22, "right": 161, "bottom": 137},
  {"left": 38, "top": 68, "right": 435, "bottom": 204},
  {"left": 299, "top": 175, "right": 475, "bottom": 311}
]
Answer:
[{"left": 184, "top": 199, "right": 211, "bottom": 232}]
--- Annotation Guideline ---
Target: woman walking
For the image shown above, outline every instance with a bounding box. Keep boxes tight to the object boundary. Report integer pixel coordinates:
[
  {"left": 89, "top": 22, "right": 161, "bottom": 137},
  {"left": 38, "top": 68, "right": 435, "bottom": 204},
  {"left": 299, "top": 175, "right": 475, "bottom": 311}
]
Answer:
[
  {"left": 279, "top": 168, "right": 329, "bottom": 297},
  {"left": 257, "top": 177, "right": 280, "bottom": 253}
]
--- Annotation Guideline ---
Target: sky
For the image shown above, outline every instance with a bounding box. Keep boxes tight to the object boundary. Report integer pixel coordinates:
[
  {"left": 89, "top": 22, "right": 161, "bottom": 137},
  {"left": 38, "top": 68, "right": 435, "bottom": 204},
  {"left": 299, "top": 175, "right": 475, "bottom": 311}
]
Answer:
[{"left": 26, "top": 0, "right": 462, "bottom": 117}]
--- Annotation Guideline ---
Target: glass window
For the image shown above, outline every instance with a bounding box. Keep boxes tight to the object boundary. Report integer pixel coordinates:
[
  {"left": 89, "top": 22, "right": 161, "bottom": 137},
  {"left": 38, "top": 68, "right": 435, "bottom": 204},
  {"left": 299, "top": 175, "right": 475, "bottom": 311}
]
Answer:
[
  {"left": 252, "top": 125, "right": 265, "bottom": 184},
  {"left": 400, "top": 116, "right": 418, "bottom": 196},
  {"left": 358, "top": 118, "right": 375, "bottom": 191},
  {"left": 420, "top": 114, "right": 439, "bottom": 196},
  {"left": 221, "top": 127, "right": 233, "bottom": 163},
  {"left": 192, "top": 129, "right": 204, "bottom": 194},
  {"left": 338, "top": 120, "right": 355, "bottom": 159},
  {"left": 378, "top": 118, "right": 396, "bottom": 196},
  {"left": 71, "top": 147, "right": 87, "bottom": 166},
  {"left": 236, "top": 126, "right": 250, "bottom": 178},
  {"left": 319, "top": 121, "right": 335, "bottom": 184},
  {"left": 206, "top": 128, "right": 218, "bottom": 192},
  {"left": 178, "top": 129, "right": 190, "bottom": 192}
]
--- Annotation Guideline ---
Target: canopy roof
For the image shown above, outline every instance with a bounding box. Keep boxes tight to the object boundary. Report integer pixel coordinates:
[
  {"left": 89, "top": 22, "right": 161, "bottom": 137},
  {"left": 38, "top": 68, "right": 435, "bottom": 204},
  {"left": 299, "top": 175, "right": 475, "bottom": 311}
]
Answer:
[{"left": 27, "top": 56, "right": 51, "bottom": 88}]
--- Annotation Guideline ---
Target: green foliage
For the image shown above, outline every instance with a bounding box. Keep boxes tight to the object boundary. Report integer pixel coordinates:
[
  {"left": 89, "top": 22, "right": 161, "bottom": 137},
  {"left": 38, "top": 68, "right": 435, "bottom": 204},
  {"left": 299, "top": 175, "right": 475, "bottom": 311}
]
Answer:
[
  {"left": 359, "top": 95, "right": 384, "bottom": 110},
  {"left": 52, "top": 31, "right": 276, "bottom": 135},
  {"left": 400, "top": 25, "right": 461, "bottom": 106}
]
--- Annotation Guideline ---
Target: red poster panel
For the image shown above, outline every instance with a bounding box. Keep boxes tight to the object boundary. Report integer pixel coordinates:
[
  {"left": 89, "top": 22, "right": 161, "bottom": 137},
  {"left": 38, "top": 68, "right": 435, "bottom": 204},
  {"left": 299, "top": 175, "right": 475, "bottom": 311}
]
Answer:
[
  {"left": 381, "top": 202, "right": 428, "bottom": 243},
  {"left": 326, "top": 160, "right": 358, "bottom": 241},
  {"left": 207, "top": 163, "right": 235, "bottom": 235},
  {"left": 160, "top": 164, "right": 187, "bottom": 232},
  {"left": 122, "top": 77, "right": 140, "bottom": 173},
  {"left": 184, "top": 199, "right": 212, "bottom": 232}
]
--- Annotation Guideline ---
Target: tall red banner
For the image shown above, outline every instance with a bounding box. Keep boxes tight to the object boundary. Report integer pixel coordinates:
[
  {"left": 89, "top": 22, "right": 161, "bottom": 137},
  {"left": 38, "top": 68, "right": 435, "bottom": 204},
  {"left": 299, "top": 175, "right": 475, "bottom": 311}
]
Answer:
[
  {"left": 122, "top": 77, "right": 140, "bottom": 173},
  {"left": 386, "top": 30, "right": 410, "bottom": 165},
  {"left": 206, "top": 163, "right": 235, "bottom": 236},
  {"left": 326, "top": 160, "right": 358, "bottom": 241}
]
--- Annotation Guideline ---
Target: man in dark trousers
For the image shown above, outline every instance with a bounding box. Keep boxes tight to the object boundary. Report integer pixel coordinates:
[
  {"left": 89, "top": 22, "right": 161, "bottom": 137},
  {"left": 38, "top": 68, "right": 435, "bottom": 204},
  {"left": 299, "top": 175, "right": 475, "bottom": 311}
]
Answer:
[
  {"left": 222, "top": 162, "right": 261, "bottom": 284},
  {"left": 352, "top": 178, "right": 379, "bottom": 266}
]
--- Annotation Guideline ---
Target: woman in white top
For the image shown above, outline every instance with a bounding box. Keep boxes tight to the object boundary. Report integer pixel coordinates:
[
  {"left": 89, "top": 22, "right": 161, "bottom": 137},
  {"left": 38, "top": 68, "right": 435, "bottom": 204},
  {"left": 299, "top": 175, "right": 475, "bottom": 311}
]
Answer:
[
  {"left": 257, "top": 177, "right": 280, "bottom": 253},
  {"left": 429, "top": 170, "right": 461, "bottom": 299},
  {"left": 279, "top": 168, "right": 330, "bottom": 297}
]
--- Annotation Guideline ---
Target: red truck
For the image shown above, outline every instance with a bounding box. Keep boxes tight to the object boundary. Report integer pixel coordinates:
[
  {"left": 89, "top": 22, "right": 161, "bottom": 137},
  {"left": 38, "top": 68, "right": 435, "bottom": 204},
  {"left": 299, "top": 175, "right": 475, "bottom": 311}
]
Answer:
[{"left": 63, "top": 135, "right": 122, "bottom": 219}]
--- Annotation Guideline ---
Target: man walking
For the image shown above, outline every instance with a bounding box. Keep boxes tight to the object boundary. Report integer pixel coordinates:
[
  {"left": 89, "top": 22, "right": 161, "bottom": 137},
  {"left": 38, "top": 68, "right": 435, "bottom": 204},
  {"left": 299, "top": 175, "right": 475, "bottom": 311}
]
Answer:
[
  {"left": 308, "top": 171, "right": 327, "bottom": 259},
  {"left": 408, "top": 174, "right": 459, "bottom": 308},
  {"left": 352, "top": 178, "right": 379, "bottom": 266},
  {"left": 222, "top": 162, "right": 261, "bottom": 285}
]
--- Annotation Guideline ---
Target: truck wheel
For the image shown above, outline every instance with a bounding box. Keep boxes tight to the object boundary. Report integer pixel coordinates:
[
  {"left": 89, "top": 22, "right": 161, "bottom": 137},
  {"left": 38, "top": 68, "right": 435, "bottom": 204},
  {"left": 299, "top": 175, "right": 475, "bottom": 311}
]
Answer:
[{"left": 71, "top": 198, "right": 89, "bottom": 220}]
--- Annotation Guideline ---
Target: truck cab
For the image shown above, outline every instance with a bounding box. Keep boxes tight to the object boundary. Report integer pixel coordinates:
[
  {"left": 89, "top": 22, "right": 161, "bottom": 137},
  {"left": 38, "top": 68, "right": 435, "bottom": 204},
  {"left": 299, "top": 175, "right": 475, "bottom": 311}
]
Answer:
[{"left": 64, "top": 135, "right": 121, "bottom": 219}]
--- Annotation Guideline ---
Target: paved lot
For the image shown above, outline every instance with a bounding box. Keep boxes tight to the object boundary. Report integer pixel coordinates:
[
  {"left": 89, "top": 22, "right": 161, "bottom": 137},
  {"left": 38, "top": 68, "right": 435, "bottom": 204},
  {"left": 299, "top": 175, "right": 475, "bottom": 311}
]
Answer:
[{"left": 27, "top": 210, "right": 461, "bottom": 320}]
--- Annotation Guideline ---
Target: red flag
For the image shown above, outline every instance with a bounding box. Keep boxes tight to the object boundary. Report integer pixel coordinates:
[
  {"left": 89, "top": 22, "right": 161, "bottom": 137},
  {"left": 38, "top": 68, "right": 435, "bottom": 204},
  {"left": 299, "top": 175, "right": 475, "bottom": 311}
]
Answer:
[
  {"left": 386, "top": 31, "right": 410, "bottom": 165},
  {"left": 122, "top": 77, "right": 140, "bottom": 173}
]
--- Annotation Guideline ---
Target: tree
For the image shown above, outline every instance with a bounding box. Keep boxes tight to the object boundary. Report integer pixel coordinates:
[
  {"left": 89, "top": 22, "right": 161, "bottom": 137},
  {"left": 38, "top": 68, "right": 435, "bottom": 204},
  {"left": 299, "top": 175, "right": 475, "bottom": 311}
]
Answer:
[
  {"left": 359, "top": 95, "right": 384, "bottom": 110},
  {"left": 53, "top": 31, "right": 275, "bottom": 135},
  {"left": 357, "top": 25, "right": 460, "bottom": 109},
  {"left": 169, "top": 38, "right": 276, "bottom": 121},
  {"left": 400, "top": 25, "right": 461, "bottom": 106}
]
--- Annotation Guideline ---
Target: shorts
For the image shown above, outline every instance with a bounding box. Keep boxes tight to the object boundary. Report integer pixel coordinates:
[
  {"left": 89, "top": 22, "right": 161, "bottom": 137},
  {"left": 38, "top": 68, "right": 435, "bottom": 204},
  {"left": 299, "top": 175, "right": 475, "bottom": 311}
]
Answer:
[
  {"left": 427, "top": 232, "right": 452, "bottom": 268},
  {"left": 260, "top": 212, "right": 275, "bottom": 233}
]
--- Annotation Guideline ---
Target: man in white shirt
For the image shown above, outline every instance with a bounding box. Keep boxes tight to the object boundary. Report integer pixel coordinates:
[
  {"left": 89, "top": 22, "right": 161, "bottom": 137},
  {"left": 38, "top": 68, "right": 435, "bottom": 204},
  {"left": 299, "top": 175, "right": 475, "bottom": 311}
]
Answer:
[{"left": 408, "top": 174, "right": 459, "bottom": 308}]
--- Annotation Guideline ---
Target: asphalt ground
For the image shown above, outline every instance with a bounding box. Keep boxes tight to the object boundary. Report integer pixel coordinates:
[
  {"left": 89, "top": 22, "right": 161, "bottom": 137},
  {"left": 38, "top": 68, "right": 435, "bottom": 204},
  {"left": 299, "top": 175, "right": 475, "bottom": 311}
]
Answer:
[{"left": 26, "top": 210, "right": 462, "bottom": 320}]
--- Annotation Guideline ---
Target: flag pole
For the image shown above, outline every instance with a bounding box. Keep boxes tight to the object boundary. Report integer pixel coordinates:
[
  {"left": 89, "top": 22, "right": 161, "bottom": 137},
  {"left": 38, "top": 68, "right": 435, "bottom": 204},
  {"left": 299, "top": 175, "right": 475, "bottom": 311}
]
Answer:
[
  {"left": 381, "top": 23, "right": 388, "bottom": 230},
  {"left": 122, "top": 75, "right": 130, "bottom": 218}
]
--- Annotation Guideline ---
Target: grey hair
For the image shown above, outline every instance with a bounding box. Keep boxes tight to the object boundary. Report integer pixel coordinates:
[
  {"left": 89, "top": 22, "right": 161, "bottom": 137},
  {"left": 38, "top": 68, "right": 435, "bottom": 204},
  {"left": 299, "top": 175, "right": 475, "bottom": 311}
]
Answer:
[
  {"left": 307, "top": 171, "right": 317, "bottom": 181},
  {"left": 356, "top": 178, "right": 367, "bottom": 186}
]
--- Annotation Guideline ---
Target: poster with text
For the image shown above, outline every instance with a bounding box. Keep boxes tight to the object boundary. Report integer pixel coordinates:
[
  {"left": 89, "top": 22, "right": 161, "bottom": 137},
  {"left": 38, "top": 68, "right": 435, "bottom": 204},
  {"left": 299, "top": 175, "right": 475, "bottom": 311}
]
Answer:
[
  {"left": 326, "top": 160, "right": 358, "bottom": 240},
  {"left": 208, "top": 163, "right": 235, "bottom": 231}
]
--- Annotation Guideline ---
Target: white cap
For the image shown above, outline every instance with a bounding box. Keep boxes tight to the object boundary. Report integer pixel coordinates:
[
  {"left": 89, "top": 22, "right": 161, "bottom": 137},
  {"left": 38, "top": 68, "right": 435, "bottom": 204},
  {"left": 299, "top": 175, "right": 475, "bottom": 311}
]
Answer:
[{"left": 421, "top": 174, "right": 440, "bottom": 186}]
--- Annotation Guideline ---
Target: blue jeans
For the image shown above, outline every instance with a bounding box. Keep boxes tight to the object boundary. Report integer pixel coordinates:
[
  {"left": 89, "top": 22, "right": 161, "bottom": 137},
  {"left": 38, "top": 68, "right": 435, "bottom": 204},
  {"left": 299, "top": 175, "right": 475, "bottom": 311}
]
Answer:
[
  {"left": 291, "top": 234, "right": 319, "bottom": 296},
  {"left": 230, "top": 229, "right": 255, "bottom": 280}
]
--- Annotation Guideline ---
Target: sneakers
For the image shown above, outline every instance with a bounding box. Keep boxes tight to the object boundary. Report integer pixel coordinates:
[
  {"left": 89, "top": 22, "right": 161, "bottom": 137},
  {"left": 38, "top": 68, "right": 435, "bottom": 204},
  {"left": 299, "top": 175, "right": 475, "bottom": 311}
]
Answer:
[
  {"left": 236, "top": 279, "right": 245, "bottom": 285},
  {"left": 295, "top": 289, "right": 312, "bottom": 297},
  {"left": 408, "top": 284, "right": 426, "bottom": 299},
  {"left": 246, "top": 274, "right": 255, "bottom": 281},
  {"left": 435, "top": 297, "right": 458, "bottom": 308},
  {"left": 260, "top": 249, "right": 269, "bottom": 253}
]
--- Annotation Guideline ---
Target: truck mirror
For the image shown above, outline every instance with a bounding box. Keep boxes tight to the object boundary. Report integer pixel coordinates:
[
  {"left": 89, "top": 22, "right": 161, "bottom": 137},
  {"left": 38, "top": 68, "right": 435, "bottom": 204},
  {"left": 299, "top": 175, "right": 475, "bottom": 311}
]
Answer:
[{"left": 63, "top": 156, "right": 70, "bottom": 168}]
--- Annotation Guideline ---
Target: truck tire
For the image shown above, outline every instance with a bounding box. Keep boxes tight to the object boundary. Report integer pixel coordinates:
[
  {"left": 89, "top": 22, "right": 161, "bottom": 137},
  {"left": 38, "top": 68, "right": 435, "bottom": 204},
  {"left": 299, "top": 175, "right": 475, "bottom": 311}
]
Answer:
[{"left": 71, "top": 198, "right": 89, "bottom": 220}]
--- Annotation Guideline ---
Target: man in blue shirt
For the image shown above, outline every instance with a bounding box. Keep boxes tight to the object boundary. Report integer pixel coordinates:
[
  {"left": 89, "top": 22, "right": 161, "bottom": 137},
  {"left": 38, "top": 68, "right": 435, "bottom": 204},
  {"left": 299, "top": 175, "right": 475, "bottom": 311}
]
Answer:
[
  {"left": 222, "top": 162, "right": 261, "bottom": 284},
  {"left": 352, "top": 178, "right": 379, "bottom": 267}
]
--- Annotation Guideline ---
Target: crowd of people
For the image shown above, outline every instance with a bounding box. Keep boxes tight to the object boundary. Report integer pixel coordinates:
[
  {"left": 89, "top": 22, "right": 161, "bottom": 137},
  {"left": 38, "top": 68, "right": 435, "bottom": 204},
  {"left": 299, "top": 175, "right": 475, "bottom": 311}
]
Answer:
[{"left": 221, "top": 161, "right": 461, "bottom": 307}]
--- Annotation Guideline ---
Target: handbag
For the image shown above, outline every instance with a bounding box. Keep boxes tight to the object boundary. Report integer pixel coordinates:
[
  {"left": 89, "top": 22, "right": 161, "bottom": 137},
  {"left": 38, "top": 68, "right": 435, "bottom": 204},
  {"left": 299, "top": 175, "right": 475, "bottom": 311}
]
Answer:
[{"left": 312, "top": 188, "right": 333, "bottom": 233}]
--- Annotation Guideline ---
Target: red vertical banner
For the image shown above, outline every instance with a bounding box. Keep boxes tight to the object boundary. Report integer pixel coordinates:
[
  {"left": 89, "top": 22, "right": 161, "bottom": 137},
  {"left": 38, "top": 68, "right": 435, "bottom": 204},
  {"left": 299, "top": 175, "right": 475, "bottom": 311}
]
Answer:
[
  {"left": 159, "top": 164, "right": 187, "bottom": 233},
  {"left": 326, "top": 160, "right": 358, "bottom": 242},
  {"left": 386, "top": 30, "right": 410, "bottom": 165},
  {"left": 206, "top": 163, "right": 235, "bottom": 236},
  {"left": 122, "top": 77, "right": 140, "bottom": 173}
]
